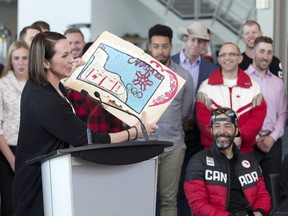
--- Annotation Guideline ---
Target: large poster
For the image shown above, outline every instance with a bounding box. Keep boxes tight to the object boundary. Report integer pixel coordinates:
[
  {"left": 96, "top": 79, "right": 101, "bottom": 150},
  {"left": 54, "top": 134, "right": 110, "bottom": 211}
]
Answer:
[{"left": 65, "top": 31, "right": 185, "bottom": 126}]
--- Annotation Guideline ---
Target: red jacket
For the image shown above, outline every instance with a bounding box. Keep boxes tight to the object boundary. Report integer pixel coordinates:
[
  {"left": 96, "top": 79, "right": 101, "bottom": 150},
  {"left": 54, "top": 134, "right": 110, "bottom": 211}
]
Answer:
[
  {"left": 184, "top": 144, "right": 271, "bottom": 216},
  {"left": 196, "top": 68, "right": 267, "bottom": 153}
]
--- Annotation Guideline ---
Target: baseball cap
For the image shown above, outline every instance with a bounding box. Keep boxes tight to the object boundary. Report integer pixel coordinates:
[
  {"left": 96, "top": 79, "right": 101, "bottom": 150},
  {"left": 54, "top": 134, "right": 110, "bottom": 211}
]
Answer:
[{"left": 210, "top": 107, "right": 239, "bottom": 127}]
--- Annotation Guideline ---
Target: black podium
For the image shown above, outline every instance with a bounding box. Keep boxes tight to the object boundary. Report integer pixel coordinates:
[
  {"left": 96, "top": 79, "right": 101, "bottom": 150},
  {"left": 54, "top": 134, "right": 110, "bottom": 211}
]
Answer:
[{"left": 27, "top": 140, "right": 172, "bottom": 216}]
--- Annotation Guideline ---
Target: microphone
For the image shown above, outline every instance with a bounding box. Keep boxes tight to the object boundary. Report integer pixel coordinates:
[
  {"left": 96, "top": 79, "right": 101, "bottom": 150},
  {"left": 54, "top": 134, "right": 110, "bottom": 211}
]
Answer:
[
  {"left": 80, "top": 90, "right": 101, "bottom": 144},
  {"left": 80, "top": 89, "right": 149, "bottom": 141}
]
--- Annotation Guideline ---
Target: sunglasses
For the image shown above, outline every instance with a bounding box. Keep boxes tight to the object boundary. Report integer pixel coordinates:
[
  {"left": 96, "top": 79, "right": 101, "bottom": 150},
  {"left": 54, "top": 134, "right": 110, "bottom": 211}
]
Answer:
[{"left": 212, "top": 107, "right": 237, "bottom": 118}]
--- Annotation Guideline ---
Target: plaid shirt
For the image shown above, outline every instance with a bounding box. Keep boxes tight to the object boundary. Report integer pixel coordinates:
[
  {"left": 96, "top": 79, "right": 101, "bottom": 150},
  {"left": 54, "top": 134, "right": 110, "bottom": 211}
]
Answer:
[{"left": 68, "top": 90, "right": 123, "bottom": 133}]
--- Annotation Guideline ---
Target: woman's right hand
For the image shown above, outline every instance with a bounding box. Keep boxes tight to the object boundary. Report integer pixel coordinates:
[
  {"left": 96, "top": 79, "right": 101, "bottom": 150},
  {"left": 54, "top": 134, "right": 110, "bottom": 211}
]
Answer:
[{"left": 134, "top": 112, "right": 158, "bottom": 139}]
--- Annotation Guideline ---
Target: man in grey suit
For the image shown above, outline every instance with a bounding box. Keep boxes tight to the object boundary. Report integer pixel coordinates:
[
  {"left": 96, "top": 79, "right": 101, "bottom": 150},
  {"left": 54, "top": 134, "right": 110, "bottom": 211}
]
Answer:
[{"left": 171, "top": 21, "right": 218, "bottom": 216}]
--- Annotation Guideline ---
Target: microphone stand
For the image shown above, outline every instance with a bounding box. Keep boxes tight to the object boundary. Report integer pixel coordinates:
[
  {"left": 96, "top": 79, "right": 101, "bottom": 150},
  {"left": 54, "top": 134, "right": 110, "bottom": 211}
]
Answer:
[
  {"left": 86, "top": 102, "right": 102, "bottom": 144},
  {"left": 80, "top": 90, "right": 149, "bottom": 141}
]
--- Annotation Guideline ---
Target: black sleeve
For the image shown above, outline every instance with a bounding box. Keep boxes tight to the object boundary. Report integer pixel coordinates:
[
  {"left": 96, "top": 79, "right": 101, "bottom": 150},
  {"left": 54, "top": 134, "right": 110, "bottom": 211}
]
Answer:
[
  {"left": 32, "top": 90, "right": 110, "bottom": 147},
  {"left": 269, "top": 56, "right": 282, "bottom": 78}
]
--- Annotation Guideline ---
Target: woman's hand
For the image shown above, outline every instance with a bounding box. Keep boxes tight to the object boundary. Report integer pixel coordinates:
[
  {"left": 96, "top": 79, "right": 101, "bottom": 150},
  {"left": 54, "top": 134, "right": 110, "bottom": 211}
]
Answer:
[
  {"left": 134, "top": 112, "right": 158, "bottom": 139},
  {"left": 72, "top": 58, "right": 86, "bottom": 73}
]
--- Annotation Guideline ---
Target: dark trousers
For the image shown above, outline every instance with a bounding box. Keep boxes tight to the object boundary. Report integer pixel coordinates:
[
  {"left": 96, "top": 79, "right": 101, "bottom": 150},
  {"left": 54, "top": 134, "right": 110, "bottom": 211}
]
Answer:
[
  {"left": 253, "top": 138, "right": 282, "bottom": 196},
  {"left": 0, "top": 146, "right": 16, "bottom": 216},
  {"left": 177, "top": 128, "right": 203, "bottom": 216}
]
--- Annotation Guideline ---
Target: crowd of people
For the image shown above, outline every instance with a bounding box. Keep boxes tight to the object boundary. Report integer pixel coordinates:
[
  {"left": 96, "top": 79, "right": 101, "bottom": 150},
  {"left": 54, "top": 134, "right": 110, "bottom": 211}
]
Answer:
[{"left": 0, "top": 18, "right": 287, "bottom": 216}]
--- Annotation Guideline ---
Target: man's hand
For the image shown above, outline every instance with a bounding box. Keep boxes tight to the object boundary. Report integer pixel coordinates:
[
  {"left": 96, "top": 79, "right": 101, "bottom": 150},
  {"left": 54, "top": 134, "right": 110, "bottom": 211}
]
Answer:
[
  {"left": 253, "top": 211, "right": 263, "bottom": 216},
  {"left": 256, "top": 135, "right": 275, "bottom": 153}
]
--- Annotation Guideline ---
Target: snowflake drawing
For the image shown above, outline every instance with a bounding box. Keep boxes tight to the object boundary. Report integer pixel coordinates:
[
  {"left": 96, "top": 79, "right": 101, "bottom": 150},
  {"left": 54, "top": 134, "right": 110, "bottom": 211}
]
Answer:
[{"left": 132, "top": 71, "right": 153, "bottom": 91}]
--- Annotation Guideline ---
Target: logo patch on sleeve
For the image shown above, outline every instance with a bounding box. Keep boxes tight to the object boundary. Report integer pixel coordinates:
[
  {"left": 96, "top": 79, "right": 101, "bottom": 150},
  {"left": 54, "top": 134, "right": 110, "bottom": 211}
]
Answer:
[
  {"left": 206, "top": 156, "right": 215, "bottom": 166},
  {"left": 242, "top": 160, "right": 250, "bottom": 168}
]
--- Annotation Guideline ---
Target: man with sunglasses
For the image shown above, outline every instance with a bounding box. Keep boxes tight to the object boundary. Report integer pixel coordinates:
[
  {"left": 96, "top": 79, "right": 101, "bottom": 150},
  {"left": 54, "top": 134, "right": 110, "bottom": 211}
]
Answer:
[
  {"left": 184, "top": 107, "right": 271, "bottom": 216},
  {"left": 196, "top": 42, "right": 267, "bottom": 154}
]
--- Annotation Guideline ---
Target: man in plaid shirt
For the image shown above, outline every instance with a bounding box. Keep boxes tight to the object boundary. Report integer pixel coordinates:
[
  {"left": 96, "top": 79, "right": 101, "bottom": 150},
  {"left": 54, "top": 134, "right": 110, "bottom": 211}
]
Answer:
[{"left": 69, "top": 90, "right": 123, "bottom": 133}]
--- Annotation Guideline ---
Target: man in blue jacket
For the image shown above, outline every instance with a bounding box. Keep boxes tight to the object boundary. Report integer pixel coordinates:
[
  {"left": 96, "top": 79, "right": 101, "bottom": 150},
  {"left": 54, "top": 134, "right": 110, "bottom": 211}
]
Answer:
[{"left": 171, "top": 21, "right": 218, "bottom": 216}]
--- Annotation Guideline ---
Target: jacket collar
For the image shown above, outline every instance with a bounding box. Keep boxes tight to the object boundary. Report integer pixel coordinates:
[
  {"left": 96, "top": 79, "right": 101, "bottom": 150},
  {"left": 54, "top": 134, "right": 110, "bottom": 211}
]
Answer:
[
  {"left": 211, "top": 142, "right": 241, "bottom": 159},
  {"left": 208, "top": 68, "right": 253, "bottom": 88}
]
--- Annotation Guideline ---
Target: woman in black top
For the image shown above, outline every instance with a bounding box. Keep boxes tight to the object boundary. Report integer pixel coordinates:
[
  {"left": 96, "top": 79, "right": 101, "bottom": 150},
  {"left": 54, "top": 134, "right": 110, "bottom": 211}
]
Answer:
[{"left": 12, "top": 31, "right": 157, "bottom": 216}]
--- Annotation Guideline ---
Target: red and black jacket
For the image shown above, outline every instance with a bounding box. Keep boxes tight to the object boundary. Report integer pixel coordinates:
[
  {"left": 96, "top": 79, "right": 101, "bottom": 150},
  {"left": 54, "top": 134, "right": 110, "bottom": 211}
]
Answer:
[{"left": 184, "top": 144, "right": 271, "bottom": 216}]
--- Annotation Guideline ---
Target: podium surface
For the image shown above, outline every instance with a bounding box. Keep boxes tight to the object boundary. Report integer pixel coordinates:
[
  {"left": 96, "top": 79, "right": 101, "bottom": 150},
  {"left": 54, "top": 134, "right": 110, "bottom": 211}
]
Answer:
[{"left": 29, "top": 140, "right": 172, "bottom": 216}]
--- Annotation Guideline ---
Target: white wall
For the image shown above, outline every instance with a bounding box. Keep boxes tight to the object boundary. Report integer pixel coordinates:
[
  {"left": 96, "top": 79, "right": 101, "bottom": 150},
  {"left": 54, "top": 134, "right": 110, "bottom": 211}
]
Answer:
[
  {"left": 91, "top": 0, "right": 162, "bottom": 40},
  {"left": 18, "top": 0, "right": 91, "bottom": 41},
  {"left": 257, "top": 3, "right": 274, "bottom": 38},
  {"left": 16, "top": 0, "right": 276, "bottom": 54}
]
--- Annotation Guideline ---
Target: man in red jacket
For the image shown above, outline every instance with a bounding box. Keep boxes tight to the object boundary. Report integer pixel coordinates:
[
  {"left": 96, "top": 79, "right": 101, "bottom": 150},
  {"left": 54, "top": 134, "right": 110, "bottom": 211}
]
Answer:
[
  {"left": 196, "top": 42, "right": 267, "bottom": 153},
  {"left": 184, "top": 107, "right": 271, "bottom": 216}
]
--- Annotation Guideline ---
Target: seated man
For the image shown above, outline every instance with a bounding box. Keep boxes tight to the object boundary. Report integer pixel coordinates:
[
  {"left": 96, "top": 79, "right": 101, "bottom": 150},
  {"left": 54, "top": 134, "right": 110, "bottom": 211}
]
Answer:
[{"left": 184, "top": 107, "right": 271, "bottom": 216}]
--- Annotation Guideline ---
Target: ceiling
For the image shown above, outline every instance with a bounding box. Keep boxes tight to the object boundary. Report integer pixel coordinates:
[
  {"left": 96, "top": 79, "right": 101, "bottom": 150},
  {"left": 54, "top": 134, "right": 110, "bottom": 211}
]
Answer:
[{"left": 0, "top": 0, "right": 17, "bottom": 2}]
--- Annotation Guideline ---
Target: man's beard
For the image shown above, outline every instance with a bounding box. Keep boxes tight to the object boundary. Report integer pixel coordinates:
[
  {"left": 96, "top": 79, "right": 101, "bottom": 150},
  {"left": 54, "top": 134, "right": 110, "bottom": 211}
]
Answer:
[
  {"left": 214, "top": 133, "right": 234, "bottom": 150},
  {"left": 156, "top": 56, "right": 168, "bottom": 65}
]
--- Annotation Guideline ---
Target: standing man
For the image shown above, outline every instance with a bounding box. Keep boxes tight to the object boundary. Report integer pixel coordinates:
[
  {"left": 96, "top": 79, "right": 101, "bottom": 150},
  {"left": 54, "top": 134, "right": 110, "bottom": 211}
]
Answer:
[
  {"left": 64, "top": 28, "right": 86, "bottom": 59},
  {"left": 184, "top": 107, "right": 271, "bottom": 216},
  {"left": 171, "top": 21, "right": 218, "bottom": 216},
  {"left": 240, "top": 20, "right": 282, "bottom": 78},
  {"left": 19, "top": 25, "right": 42, "bottom": 47},
  {"left": 148, "top": 24, "right": 194, "bottom": 216},
  {"left": 196, "top": 42, "right": 267, "bottom": 153},
  {"left": 245, "top": 36, "right": 288, "bottom": 194}
]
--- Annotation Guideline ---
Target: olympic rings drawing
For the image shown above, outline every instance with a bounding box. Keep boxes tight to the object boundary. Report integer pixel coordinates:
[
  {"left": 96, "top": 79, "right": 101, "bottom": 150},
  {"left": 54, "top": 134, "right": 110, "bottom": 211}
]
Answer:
[{"left": 126, "top": 83, "right": 143, "bottom": 98}]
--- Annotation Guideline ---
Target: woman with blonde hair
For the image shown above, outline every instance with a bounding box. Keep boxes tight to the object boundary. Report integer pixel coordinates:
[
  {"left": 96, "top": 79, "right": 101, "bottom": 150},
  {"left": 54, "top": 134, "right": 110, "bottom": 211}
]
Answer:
[{"left": 0, "top": 40, "right": 29, "bottom": 216}]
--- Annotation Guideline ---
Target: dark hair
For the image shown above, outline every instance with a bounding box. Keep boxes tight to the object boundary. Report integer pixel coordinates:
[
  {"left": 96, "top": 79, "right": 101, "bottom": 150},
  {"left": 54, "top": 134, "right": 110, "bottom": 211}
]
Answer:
[
  {"left": 32, "top": 20, "right": 50, "bottom": 31},
  {"left": 19, "top": 25, "right": 42, "bottom": 41},
  {"left": 64, "top": 27, "right": 84, "bottom": 40},
  {"left": 83, "top": 42, "right": 93, "bottom": 54},
  {"left": 148, "top": 24, "right": 173, "bottom": 43},
  {"left": 254, "top": 36, "right": 273, "bottom": 48},
  {"left": 29, "top": 31, "right": 66, "bottom": 86}
]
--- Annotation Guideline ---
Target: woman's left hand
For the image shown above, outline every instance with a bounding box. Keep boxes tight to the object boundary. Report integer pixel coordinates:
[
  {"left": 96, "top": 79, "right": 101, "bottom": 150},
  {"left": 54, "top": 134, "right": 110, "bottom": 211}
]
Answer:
[{"left": 72, "top": 58, "right": 86, "bottom": 72}]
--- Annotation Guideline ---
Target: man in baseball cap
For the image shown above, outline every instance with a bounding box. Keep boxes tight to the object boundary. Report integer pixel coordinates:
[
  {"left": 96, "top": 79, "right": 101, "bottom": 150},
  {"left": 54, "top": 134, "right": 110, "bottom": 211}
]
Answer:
[{"left": 184, "top": 107, "right": 271, "bottom": 216}]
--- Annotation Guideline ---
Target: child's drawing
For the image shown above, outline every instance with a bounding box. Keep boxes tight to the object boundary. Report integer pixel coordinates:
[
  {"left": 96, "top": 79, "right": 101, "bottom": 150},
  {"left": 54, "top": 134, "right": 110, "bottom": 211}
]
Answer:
[{"left": 65, "top": 31, "right": 185, "bottom": 126}]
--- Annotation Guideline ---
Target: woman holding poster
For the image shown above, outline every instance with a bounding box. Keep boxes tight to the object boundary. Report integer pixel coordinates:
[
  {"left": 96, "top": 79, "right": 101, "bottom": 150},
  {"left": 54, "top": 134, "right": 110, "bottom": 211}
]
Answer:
[{"left": 12, "top": 31, "right": 158, "bottom": 216}]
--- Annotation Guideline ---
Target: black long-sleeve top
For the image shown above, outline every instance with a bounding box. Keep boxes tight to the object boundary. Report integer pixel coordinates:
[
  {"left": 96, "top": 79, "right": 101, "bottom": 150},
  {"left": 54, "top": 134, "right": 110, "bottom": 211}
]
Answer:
[{"left": 12, "top": 80, "right": 110, "bottom": 216}]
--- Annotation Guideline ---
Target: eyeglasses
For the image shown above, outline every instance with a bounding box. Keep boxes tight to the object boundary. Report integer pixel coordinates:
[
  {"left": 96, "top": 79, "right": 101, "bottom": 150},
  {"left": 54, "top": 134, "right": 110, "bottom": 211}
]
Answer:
[{"left": 218, "top": 52, "right": 240, "bottom": 58}]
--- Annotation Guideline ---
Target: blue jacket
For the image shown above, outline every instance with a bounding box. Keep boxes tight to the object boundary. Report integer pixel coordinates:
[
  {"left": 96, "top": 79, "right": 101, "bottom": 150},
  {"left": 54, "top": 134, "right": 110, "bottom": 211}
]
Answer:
[{"left": 171, "top": 53, "right": 218, "bottom": 93}]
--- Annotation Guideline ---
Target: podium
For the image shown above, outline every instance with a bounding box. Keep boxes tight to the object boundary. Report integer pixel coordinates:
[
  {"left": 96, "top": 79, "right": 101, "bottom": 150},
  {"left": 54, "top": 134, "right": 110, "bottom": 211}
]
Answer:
[{"left": 27, "top": 140, "right": 172, "bottom": 216}]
